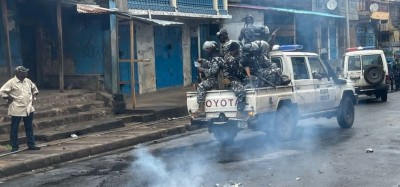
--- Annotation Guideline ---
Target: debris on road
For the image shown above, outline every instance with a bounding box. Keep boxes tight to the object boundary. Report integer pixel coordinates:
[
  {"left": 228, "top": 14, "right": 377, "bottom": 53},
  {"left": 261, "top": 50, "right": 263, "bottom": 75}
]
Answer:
[{"left": 366, "top": 148, "right": 374, "bottom": 153}]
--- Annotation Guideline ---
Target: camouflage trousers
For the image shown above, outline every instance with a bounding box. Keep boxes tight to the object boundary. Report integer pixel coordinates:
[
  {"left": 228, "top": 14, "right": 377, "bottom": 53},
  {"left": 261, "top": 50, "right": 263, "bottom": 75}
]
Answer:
[
  {"left": 243, "top": 75, "right": 259, "bottom": 89},
  {"left": 227, "top": 80, "right": 246, "bottom": 112},
  {"left": 257, "top": 67, "right": 283, "bottom": 87},
  {"left": 197, "top": 79, "right": 218, "bottom": 104}
]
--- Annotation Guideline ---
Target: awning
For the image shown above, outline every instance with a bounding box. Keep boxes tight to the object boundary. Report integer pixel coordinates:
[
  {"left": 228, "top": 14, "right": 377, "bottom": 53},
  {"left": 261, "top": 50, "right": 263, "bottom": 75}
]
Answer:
[
  {"left": 117, "top": 12, "right": 184, "bottom": 26},
  {"left": 76, "top": 4, "right": 183, "bottom": 26},
  {"left": 229, "top": 4, "right": 345, "bottom": 19},
  {"left": 370, "top": 11, "right": 389, "bottom": 20},
  {"left": 77, "top": 4, "right": 118, "bottom": 14}
]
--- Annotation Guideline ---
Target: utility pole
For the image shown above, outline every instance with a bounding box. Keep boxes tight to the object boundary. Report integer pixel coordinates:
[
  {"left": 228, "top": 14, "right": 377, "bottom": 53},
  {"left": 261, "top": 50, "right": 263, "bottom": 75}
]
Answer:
[{"left": 345, "top": 0, "right": 351, "bottom": 48}]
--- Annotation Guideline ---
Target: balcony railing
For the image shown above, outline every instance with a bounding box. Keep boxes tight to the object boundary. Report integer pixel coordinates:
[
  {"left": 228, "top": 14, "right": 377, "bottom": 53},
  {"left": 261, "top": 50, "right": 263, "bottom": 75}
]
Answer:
[
  {"left": 218, "top": 0, "right": 227, "bottom": 15},
  {"left": 177, "top": 0, "right": 216, "bottom": 15},
  {"left": 127, "top": 0, "right": 228, "bottom": 15},
  {"left": 128, "top": 0, "right": 175, "bottom": 11}
]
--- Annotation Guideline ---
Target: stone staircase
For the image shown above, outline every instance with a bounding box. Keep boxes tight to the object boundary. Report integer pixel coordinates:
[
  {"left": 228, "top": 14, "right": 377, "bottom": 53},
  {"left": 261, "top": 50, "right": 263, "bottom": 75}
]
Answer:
[{"left": 0, "top": 90, "right": 124, "bottom": 146}]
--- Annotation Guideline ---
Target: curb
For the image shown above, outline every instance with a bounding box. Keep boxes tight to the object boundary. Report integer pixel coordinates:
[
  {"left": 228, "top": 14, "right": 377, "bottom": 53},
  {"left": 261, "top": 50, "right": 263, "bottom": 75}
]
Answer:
[{"left": 0, "top": 122, "right": 204, "bottom": 179}]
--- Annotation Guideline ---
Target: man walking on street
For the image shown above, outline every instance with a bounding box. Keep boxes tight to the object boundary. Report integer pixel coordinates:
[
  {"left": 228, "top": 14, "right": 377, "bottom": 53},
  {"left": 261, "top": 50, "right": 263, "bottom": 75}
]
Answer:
[{"left": 0, "top": 66, "right": 41, "bottom": 152}]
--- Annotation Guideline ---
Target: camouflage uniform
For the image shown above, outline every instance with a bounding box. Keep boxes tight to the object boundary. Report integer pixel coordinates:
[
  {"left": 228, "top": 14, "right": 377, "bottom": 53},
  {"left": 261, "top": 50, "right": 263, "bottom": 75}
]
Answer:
[
  {"left": 221, "top": 40, "right": 241, "bottom": 57},
  {"left": 197, "top": 56, "right": 224, "bottom": 104},
  {"left": 255, "top": 55, "right": 283, "bottom": 86},
  {"left": 240, "top": 55, "right": 261, "bottom": 87},
  {"left": 223, "top": 53, "right": 247, "bottom": 112},
  {"left": 394, "top": 62, "right": 400, "bottom": 90}
]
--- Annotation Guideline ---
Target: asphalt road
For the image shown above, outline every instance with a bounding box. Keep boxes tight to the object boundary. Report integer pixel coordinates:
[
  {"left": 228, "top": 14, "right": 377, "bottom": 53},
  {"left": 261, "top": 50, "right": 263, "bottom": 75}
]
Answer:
[{"left": 3, "top": 92, "right": 400, "bottom": 187}]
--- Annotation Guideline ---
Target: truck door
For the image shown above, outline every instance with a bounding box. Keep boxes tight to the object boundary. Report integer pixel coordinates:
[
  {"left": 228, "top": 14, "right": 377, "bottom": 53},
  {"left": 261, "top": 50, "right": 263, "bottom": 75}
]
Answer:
[
  {"left": 308, "top": 56, "right": 336, "bottom": 111},
  {"left": 291, "top": 57, "right": 317, "bottom": 114}
]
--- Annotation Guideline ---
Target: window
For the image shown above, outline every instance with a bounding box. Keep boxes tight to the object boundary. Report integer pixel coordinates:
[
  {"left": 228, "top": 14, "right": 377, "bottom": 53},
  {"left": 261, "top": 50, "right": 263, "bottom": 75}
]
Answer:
[
  {"left": 291, "top": 57, "right": 310, "bottom": 80},
  {"left": 361, "top": 54, "right": 383, "bottom": 69},
  {"left": 348, "top": 56, "right": 362, "bottom": 71},
  {"left": 308, "top": 57, "right": 328, "bottom": 78},
  {"left": 271, "top": 57, "right": 283, "bottom": 70}
]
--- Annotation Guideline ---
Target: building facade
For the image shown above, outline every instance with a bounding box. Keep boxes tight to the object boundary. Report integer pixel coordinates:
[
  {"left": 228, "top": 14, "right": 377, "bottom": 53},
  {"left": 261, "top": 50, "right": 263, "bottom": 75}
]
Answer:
[{"left": 224, "top": 0, "right": 346, "bottom": 67}]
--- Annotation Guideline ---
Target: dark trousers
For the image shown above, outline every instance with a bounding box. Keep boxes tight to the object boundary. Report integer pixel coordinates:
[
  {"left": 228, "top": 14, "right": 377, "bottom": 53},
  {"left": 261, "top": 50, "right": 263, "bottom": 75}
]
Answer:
[{"left": 10, "top": 113, "right": 35, "bottom": 149}]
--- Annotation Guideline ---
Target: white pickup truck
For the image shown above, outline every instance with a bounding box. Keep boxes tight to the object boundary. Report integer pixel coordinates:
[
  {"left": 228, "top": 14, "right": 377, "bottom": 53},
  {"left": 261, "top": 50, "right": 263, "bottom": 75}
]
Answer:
[{"left": 187, "top": 49, "right": 357, "bottom": 145}]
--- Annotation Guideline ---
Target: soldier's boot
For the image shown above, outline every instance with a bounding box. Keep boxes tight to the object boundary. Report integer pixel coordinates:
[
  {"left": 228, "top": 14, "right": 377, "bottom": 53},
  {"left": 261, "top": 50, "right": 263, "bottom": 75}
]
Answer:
[{"left": 192, "top": 104, "right": 206, "bottom": 118}]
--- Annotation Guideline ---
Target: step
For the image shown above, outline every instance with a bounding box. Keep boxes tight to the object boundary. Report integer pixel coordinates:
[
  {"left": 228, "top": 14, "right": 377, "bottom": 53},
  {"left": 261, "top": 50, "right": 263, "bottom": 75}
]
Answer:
[
  {"left": 0, "top": 108, "right": 113, "bottom": 135},
  {"left": 0, "top": 118, "right": 125, "bottom": 146},
  {"left": 0, "top": 101, "right": 105, "bottom": 123},
  {"left": 0, "top": 93, "right": 98, "bottom": 111},
  {"left": 115, "top": 105, "right": 188, "bottom": 123}
]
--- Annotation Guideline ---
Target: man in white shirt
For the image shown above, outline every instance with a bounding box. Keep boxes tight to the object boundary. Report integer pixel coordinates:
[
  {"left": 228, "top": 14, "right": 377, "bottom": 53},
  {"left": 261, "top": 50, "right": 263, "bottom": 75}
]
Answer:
[{"left": 0, "top": 66, "right": 40, "bottom": 152}]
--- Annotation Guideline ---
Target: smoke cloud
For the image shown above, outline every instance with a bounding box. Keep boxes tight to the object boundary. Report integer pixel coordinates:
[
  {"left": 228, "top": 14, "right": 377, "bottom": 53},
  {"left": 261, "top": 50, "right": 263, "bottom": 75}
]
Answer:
[{"left": 130, "top": 145, "right": 210, "bottom": 187}]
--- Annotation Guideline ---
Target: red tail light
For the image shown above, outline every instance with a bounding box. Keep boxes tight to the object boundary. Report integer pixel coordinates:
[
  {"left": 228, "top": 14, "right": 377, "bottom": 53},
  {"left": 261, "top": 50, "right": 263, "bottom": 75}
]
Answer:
[{"left": 386, "top": 75, "right": 390, "bottom": 84}]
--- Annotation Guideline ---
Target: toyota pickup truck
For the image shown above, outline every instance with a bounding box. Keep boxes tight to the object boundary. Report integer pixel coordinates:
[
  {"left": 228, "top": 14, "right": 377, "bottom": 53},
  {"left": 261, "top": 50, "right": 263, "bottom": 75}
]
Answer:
[{"left": 187, "top": 47, "right": 357, "bottom": 145}]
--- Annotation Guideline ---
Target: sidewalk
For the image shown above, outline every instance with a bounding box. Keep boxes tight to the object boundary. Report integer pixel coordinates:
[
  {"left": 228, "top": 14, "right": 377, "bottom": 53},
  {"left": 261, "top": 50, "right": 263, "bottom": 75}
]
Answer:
[{"left": 0, "top": 86, "right": 200, "bottom": 179}]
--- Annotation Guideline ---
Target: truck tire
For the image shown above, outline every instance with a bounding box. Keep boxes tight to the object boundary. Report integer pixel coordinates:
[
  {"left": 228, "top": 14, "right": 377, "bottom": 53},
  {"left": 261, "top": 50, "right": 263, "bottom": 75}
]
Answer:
[
  {"left": 364, "top": 65, "right": 385, "bottom": 85},
  {"left": 212, "top": 124, "right": 239, "bottom": 146},
  {"left": 380, "top": 90, "right": 388, "bottom": 102},
  {"left": 272, "top": 104, "right": 296, "bottom": 141},
  {"left": 337, "top": 96, "right": 355, "bottom": 128}
]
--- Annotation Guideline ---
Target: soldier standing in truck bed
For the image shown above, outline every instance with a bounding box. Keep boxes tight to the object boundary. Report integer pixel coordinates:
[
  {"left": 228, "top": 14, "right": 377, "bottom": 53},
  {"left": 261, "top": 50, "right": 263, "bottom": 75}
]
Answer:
[{"left": 192, "top": 41, "right": 224, "bottom": 118}]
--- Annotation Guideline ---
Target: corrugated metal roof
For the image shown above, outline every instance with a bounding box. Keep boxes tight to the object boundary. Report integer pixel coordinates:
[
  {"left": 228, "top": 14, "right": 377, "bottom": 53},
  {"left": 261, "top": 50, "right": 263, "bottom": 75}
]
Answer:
[
  {"left": 76, "top": 4, "right": 183, "bottom": 26},
  {"left": 117, "top": 13, "right": 184, "bottom": 26},
  {"left": 77, "top": 4, "right": 118, "bottom": 14},
  {"left": 229, "top": 4, "right": 345, "bottom": 18}
]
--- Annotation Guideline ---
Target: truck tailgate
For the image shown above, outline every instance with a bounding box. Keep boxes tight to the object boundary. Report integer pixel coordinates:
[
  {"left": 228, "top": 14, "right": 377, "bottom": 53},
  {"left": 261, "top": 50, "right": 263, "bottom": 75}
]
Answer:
[{"left": 187, "top": 86, "right": 294, "bottom": 118}]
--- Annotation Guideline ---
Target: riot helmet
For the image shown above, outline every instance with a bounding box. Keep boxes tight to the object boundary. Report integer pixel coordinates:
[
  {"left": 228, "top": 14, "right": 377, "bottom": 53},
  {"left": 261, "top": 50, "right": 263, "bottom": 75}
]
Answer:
[
  {"left": 217, "top": 28, "right": 229, "bottom": 43},
  {"left": 254, "top": 40, "right": 270, "bottom": 55},
  {"left": 241, "top": 15, "right": 254, "bottom": 26},
  {"left": 202, "top": 41, "right": 219, "bottom": 57}
]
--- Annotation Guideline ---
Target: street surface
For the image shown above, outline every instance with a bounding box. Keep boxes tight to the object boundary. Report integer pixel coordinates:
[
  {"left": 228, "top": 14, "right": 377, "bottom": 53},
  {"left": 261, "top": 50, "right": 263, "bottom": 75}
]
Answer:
[{"left": 3, "top": 92, "right": 400, "bottom": 187}]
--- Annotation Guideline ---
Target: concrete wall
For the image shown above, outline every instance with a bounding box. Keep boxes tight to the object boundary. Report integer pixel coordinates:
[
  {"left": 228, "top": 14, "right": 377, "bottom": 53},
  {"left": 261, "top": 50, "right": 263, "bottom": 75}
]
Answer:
[
  {"left": 136, "top": 23, "right": 156, "bottom": 93},
  {"left": 222, "top": 7, "right": 264, "bottom": 41},
  {"left": 182, "top": 24, "right": 192, "bottom": 86}
]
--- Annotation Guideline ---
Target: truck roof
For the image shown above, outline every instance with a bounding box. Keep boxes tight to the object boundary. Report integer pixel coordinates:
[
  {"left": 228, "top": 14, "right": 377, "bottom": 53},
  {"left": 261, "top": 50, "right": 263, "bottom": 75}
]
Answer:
[
  {"left": 345, "top": 50, "right": 384, "bottom": 56},
  {"left": 270, "top": 51, "right": 319, "bottom": 57}
]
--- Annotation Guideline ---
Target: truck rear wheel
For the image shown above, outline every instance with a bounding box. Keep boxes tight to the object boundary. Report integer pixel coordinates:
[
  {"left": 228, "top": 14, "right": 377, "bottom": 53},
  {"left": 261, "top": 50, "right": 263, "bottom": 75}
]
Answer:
[
  {"left": 271, "top": 104, "right": 296, "bottom": 141},
  {"left": 380, "top": 90, "right": 388, "bottom": 102},
  {"left": 337, "top": 97, "right": 355, "bottom": 128}
]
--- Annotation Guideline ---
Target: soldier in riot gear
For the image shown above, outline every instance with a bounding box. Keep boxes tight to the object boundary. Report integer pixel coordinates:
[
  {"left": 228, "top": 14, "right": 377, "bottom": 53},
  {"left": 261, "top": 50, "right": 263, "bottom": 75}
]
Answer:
[
  {"left": 192, "top": 41, "right": 224, "bottom": 118},
  {"left": 223, "top": 41, "right": 247, "bottom": 118},
  {"left": 238, "top": 15, "right": 270, "bottom": 44},
  {"left": 253, "top": 41, "right": 284, "bottom": 86},
  {"left": 394, "top": 59, "right": 400, "bottom": 90},
  {"left": 217, "top": 28, "right": 242, "bottom": 57},
  {"left": 240, "top": 42, "right": 260, "bottom": 87}
]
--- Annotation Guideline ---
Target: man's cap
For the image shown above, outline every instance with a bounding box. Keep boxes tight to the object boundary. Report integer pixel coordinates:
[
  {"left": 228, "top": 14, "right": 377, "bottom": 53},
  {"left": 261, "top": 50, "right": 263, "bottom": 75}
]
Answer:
[{"left": 15, "top": 66, "right": 29, "bottom": 72}]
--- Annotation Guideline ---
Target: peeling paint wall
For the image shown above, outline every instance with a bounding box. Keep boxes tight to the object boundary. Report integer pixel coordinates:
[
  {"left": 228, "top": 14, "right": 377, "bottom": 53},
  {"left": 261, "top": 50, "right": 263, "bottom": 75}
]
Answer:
[
  {"left": 222, "top": 7, "right": 264, "bottom": 41},
  {"left": 136, "top": 23, "right": 156, "bottom": 93},
  {"left": 182, "top": 24, "right": 191, "bottom": 86}
]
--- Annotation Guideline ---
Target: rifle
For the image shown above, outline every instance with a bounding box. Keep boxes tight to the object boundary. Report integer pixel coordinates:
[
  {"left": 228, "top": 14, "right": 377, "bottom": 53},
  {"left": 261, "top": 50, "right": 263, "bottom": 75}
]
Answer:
[
  {"left": 267, "top": 27, "right": 280, "bottom": 44},
  {"left": 255, "top": 74, "right": 276, "bottom": 88}
]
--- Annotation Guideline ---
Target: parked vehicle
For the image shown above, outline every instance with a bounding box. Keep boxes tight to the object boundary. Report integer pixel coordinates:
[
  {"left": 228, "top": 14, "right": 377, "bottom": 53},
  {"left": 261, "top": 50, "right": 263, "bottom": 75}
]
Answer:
[
  {"left": 340, "top": 46, "right": 389, "bottom": 102},
  {"left": 187, "top": 46, "right": 357, "bottom": 145}
]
